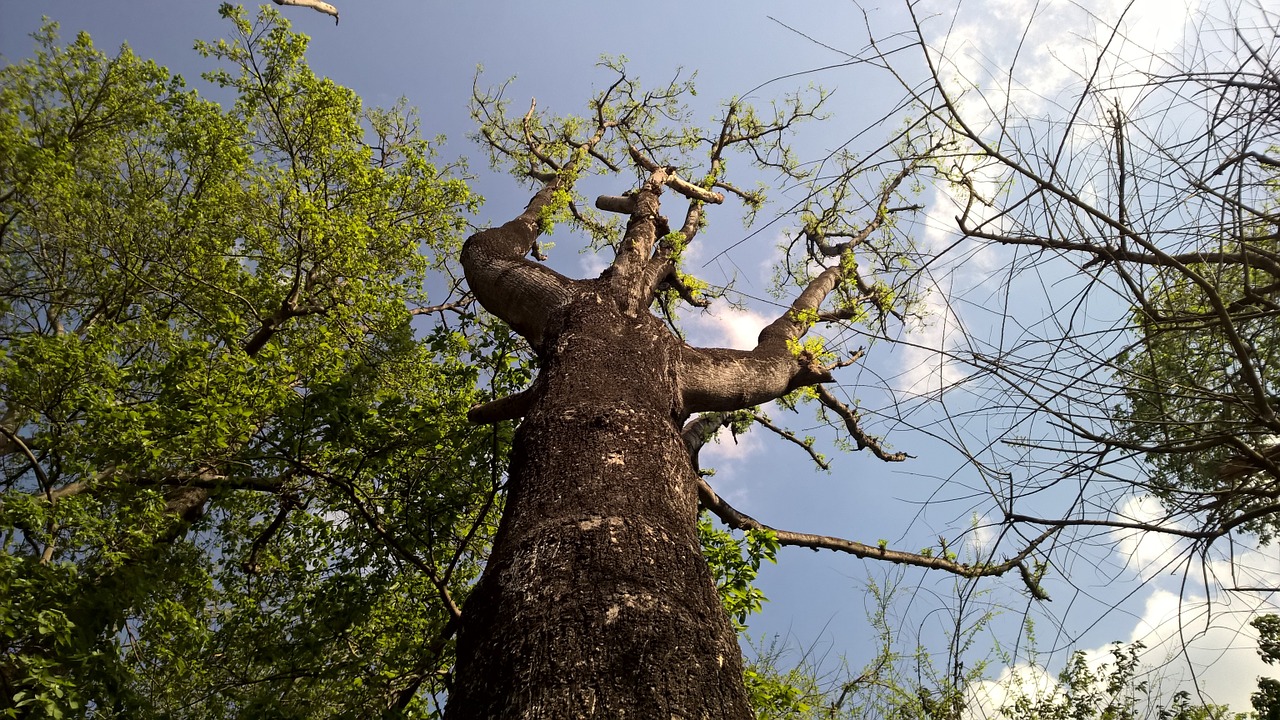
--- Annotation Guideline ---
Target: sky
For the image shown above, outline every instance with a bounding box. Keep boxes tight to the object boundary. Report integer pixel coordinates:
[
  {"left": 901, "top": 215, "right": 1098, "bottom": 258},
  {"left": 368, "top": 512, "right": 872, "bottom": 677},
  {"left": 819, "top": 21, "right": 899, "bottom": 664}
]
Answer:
[{"left": 2, "top": 0, "right": 1277, "bottom": 712}]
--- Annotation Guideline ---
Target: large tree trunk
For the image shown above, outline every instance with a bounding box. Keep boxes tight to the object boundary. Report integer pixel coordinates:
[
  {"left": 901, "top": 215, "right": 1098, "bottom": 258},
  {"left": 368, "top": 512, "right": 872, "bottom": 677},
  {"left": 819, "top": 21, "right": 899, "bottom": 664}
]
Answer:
[
  {"left": 447, "top": 282, "right": 751, "bottom": 718},
  {"left": 444, "top": 131, "right": 834, "bottom": 716}
]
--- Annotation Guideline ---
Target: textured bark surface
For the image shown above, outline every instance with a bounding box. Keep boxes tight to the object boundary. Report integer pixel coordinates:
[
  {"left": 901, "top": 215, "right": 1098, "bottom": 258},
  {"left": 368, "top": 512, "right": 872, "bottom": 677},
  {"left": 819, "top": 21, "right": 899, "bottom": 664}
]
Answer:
[{"left": 447, "top": 284, "right": 751, "bottom": 719}]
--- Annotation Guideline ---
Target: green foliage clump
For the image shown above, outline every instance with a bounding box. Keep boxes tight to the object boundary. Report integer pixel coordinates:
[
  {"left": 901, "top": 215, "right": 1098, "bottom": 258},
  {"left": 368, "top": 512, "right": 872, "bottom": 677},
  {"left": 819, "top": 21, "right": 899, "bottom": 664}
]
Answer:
[
  {"left": 0, "top": 8, "right": 504, "bottom": 717},
  {"left": 699, "top": 514, "right": 779, "bottom": 632},
  {"left": 1112, "top": 232, "right": 1280, "bottom": 542}
]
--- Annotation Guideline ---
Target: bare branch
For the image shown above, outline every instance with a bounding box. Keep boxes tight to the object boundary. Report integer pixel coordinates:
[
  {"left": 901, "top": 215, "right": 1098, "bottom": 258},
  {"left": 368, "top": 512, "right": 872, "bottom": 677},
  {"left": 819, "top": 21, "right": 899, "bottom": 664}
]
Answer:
[
  {"left": 408, "top": 296, "right": 473, "bottom": 317},
  {"left": 748, "top": 411, "right": 829, "bottom": 470},
  {"left": 271, "top": 0, "right": 338, "bottom": 24},
  {"left": 815, "top": 385, "right": 909, "bottom": 462},
  {"left": 697, "top": 476, "right": 1053, "bottom": 600}
]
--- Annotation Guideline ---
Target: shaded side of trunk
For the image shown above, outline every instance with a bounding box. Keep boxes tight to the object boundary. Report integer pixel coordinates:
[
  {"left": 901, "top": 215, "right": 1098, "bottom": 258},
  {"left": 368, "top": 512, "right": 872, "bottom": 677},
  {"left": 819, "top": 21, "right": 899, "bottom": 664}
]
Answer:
[{"left": 446, "top": 284, "right": 751, "bottom": 719}]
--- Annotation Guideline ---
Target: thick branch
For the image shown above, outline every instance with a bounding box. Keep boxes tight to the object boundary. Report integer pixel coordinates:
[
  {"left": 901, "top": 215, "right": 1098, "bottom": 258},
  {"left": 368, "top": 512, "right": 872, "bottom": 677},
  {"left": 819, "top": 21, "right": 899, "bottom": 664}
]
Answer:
[
  {"left": 681, "top": 412, "right": 737, "bottom": 459},
  {"left": 679, "top": 345, "right": 832, "bottom": 413},
  {"left": 460, "top": 182, "right": 575, "bottom": 346},
  {"left": 468, "top": 384, "right": 538, "bottom": 424},
  {"left": 756, "top": 264, "right": 845, "bottom": 351},
  {"left": 606, "top": 166, "right": 676, "bottom": 314},
  {"left": 627, "top": 146, "right": 725, "bottom": 204},
  {"left": 595, "top": 195, "right": 637, "bottom": 214}
]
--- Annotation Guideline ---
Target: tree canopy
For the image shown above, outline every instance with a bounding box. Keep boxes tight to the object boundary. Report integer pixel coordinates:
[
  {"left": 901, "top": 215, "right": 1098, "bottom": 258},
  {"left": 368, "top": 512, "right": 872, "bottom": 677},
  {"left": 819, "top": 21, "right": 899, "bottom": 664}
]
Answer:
[{"left": 0, "top": 8, "right": 505, "bottom": 715}]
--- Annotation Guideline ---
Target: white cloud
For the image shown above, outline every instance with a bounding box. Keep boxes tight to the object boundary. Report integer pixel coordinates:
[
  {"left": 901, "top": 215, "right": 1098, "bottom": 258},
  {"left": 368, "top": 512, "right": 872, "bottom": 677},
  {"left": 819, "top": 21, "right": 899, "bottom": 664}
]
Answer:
[
  {"left": 963, "top": 514, "right": 998, "bottom": 558},
  {"left": 699, "top": 424, "right": 767, "bottom": 505},
  {"left": 907, "top": 0, "right": 1274, "bottom": 713},
  {"left": 683, "top": 304, "right": 772, "bottom": 351},
  {"left": 892, "top": 290, "right": 967, "bottom": 397},
  {"left": 578, "top": 250, "right": 608, "bottom": 278},
  {"left": 966, "top": 662, "right": 1060, "bottom": 720},
  {"left": 1111, "top": 495, "right": 1188, "bottom": 581},
  {"left": 1123, "top": 588, "right": 1277, "bottom": 711}
]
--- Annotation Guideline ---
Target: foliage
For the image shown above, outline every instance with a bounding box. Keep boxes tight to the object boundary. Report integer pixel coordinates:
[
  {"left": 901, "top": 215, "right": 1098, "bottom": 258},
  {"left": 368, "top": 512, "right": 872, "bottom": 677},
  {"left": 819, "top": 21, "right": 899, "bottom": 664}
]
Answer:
[
  {"left": 1253, "top": 614, "right": 1280, "bottom": 720},
  {"left": 0, "top": 8, "right": 509, "bottom": 717},
  {"left": 698, "top": 514, "right": 779, "bottom": 633},
  {"left": 1001, "top": 643, "right": 1152, "bottom": 720},
  {"left": 997, "top": 642, "right": 1244, "bottom": 720},
  {"left": 1113, "top": 230, "right": 1280, "bottom": 542},
  {"left": 742, "top": 636, "right": 826, "bottom": 719}
]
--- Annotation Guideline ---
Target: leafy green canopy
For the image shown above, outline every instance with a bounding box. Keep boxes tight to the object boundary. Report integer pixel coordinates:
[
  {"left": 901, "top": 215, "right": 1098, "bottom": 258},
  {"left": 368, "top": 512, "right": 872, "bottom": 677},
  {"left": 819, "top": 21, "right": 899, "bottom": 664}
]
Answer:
[
  {"left": 0, "top": 6, "right": 519, "bottom": 717},
  {"left": 1113, "top": 223, "right": 1280, "bottom": 541}
]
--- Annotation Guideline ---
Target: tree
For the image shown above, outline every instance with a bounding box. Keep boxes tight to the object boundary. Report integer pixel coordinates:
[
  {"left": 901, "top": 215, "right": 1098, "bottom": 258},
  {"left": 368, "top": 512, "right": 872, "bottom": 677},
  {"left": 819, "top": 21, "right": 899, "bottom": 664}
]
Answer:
[
  {"left": 1252, "top": 615, "right": 1280, "bottom": 719},
  {"left": 0, "top": 8, "right": 498, "bottom": 716},
  {"left": 442, "top": 46, "right": 1056, "bottom": 717},
  {"left": 845, "top": 0, "right": 1280, "bottom": 590}
]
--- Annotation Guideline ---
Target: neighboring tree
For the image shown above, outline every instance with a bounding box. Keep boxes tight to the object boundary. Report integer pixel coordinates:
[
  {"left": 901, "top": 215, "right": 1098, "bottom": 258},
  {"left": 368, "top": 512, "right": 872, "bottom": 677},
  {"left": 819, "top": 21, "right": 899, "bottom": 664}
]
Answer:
[
  {"left": 861, "top": 0, "right": 1280, "bottom": 576},
  {"left": 0, "top": 8, "right": 498, "bottom": 716}
]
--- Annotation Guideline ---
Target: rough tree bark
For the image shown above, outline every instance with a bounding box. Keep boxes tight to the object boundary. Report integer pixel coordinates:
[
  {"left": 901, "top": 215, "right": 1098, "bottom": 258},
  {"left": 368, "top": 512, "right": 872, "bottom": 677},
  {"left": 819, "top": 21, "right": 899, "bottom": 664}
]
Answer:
[{"left": 447, "top": 169, "right": 766, "bottom": 716}]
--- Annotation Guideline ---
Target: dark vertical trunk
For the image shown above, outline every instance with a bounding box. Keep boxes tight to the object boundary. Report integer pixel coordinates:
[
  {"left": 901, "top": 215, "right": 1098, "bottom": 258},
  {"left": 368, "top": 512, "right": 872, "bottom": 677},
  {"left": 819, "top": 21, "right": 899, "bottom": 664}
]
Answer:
[{"left": 446, "top": 283, "right": 751, "bottom": 719}]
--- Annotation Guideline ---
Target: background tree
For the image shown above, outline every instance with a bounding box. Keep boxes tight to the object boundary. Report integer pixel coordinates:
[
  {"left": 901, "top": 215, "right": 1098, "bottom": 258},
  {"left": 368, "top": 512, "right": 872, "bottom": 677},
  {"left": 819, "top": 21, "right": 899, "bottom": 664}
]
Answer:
[
  {"left": 1252, "top": 614, "right": 1280, "bottom": 719},
  {"left": 0, "top": 8, "right": 504, "bottom": 716},
  {"left": 883, "top": 0, "right": 1280, "bottom": 561},
  {"left": 781, "top": 3, "right": 1280, "bottom": 688}
]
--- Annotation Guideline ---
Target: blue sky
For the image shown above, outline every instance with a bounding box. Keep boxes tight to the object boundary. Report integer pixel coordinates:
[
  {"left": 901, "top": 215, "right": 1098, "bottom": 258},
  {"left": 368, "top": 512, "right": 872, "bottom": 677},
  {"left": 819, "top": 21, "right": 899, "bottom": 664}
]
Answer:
[{"left": 3, "top": 0, "right": 1276, "bottom": 711}]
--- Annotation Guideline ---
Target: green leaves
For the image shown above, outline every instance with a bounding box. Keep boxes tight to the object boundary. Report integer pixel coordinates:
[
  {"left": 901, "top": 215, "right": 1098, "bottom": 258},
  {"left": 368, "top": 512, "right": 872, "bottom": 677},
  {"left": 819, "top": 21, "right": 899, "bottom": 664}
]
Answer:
[
  {"left": 699, "top": 513, "right": 779, "bottom": 632},
  {"left": 1112, "top": 231, "right": 1280, "bottom": 541},
  {"left": 0, "top": 9, "right": 493, "bottom": 717}
]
